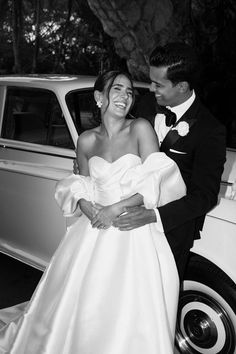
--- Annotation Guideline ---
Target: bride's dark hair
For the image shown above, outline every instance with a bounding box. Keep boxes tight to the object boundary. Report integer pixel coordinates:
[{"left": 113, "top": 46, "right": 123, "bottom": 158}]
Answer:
[{"left": 93, "top": 70, "right": 135, "bottom": 124}]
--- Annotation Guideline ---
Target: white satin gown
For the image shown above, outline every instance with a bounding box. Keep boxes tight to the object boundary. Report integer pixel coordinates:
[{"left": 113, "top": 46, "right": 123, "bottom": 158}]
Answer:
[{"left": 0, "top": 152, "right": 186, "bottom": 354}]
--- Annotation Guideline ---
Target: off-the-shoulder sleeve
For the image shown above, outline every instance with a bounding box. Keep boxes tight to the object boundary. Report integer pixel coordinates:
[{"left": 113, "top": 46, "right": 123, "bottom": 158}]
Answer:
[
  {"left": 55, "top": 174, "right": 94, "bottom": 217},
  {"left": 120, "top": 152, "right": 186, "bottom": 209}
]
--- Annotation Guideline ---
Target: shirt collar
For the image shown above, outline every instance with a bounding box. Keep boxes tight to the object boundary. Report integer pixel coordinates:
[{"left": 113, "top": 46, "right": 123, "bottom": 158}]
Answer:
[{"left": 168, "top": 90, "right": 196, "bottom": 121}]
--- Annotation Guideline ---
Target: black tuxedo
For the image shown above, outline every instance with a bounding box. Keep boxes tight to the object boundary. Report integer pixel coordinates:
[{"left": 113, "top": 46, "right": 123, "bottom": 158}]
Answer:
[{"left": 157, "top": 97, "right": 226, "bottom": 279}]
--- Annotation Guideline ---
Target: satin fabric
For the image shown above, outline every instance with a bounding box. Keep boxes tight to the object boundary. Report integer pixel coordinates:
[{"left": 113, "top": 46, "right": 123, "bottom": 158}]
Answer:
[{"left": 0, "top": 152, "right": 186, "bottom": 354}]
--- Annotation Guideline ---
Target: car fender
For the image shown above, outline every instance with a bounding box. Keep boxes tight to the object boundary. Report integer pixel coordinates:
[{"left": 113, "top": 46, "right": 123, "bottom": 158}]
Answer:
[{"left": 191, "top": 196, "right": 236, "bottom": 284}]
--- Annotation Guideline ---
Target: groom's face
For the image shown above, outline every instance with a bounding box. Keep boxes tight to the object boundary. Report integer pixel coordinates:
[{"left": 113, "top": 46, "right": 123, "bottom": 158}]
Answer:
[{"left": 149, "top": 66, "right": 183, "bottom": 107}]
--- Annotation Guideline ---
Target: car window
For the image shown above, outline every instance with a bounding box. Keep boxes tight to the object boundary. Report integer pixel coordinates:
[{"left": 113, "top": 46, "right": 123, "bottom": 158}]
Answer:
[
  {"left": 1, "top": 87, "right": 74, "bottom": 149},
  {"left": 130, "top": 88, "right": 157, "bottom": 123},
  {"left": 66, "top": 89, "right": 98, "bottom": 134},
  {"left": 66, "top": 87, "right": 156, "bottom": 135},
  {"left": 226, "top": 122, "right": 236, "bottom": 149}
]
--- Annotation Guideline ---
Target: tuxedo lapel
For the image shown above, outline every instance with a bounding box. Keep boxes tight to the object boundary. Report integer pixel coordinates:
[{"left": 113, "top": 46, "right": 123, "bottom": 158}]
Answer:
[{"left": 160, "top": 97, "right": 200, "bottom": 153}]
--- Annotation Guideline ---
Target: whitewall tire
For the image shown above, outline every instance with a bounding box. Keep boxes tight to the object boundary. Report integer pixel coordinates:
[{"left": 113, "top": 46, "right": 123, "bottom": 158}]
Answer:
[{"left": 175, "top": 254, "right": 236, "bottom": 353}]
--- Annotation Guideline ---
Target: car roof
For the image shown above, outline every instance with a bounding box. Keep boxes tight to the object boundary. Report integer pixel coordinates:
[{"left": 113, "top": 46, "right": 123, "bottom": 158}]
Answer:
[
  {"left": 0, "top": 74, "right": 96, "bottom": 90},
  {"left": 0, "top": 74, "right": 150, "bottom": 90}
]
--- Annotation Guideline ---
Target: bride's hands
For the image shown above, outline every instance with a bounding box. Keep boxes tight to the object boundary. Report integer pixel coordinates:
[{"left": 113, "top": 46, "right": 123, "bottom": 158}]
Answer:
[
  {"left": 91, "top": 204, "right": 122, "bottom": 229},
  {"left": 79, "top": 199, "right": 99, "bottom": 221}
]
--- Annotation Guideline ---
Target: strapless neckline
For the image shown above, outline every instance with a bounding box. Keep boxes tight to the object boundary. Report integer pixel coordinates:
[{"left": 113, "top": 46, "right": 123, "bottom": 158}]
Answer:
[{"left": 88, "top": 153, "right": 141, "bottom": 165}]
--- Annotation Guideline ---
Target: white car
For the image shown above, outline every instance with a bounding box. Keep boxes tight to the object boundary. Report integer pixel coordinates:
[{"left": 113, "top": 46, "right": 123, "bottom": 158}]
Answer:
[
  {"left": 0, "top": 75, "right": 235, "bottom": 354},
  {"left": 176, "top": 148, "right": 236, "bottom": 354}
]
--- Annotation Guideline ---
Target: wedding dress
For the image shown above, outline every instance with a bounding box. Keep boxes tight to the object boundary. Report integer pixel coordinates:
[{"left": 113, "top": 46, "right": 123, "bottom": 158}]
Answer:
[{"left": 0, "top": 152, "right": 186, "bottom": 354}]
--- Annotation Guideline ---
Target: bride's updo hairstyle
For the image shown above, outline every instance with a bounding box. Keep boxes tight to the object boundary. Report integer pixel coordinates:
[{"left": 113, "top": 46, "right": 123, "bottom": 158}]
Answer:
[{"left": 93, "top": 70, "right": 135, "bottom": 124}]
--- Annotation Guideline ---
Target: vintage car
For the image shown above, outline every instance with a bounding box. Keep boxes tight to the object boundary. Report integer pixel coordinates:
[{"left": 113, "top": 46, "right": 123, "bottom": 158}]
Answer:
[{"left": 0, "top": 75, "right": 235, "bottom": 354}]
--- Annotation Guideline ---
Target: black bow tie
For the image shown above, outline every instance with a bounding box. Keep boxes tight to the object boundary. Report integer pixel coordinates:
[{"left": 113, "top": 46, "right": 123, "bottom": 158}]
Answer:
[{"left": 159, "top": 106, "right": 177, "bottom": 127}]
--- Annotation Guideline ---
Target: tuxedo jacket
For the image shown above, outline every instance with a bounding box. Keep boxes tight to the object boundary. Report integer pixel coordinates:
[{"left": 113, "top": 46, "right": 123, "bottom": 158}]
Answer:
[{"left": 156, "top": 97, "right": 226, "bottom": 279}]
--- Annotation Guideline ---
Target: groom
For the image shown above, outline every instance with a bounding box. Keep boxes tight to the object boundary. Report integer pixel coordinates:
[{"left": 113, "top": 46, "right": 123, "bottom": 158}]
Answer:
[{"left": 114, "top": 42, "right": 226, "bottom": 280}]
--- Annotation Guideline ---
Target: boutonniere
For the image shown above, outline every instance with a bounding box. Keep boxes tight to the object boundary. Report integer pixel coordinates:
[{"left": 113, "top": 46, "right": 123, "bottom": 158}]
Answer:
[{"left": 173, "top": 121, "right": 189, "bottom": 137}]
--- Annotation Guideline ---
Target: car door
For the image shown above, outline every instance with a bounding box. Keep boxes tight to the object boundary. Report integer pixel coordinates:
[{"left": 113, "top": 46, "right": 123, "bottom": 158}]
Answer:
[{"left": 0, "top": 85, "right": 76, "bottom": 270}]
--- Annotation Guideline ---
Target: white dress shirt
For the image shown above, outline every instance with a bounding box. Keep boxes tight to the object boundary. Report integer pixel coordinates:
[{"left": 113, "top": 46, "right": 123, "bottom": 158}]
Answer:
[
  {"left": 154, "top": 91, "right": 196, "bottom": 145},
  {"left": 153, "top": 91, "right": 196, "bottom": 232}
]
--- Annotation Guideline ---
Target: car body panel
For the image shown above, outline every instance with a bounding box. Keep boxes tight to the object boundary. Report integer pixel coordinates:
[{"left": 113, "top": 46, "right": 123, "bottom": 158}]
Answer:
[
  {"left": 0, "top": 143, "right": 73, "bottom": 270},
  {"left": 0, "top": 169, "right": 65, "bottom": 269},
  {"left": 191, "top": 148, "right": 236, "bottom": 283}
]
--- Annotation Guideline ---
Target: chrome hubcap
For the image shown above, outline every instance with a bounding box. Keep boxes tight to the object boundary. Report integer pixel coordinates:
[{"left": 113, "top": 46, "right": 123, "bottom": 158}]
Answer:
[
  {"left": 176, "top": 291, "right": 235, "bottom": 353},
  {"left": 184, "top": 310, "right": 217, "bottom": 348}
]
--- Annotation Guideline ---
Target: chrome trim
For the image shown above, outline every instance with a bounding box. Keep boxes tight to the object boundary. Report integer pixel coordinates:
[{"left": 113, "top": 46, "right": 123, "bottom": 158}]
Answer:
[
  {"left": 0, "top": 159, "right": 71, "bottom": 180},
  {"left": 0, "top": 143, "right": 75, "bottom": 159},
  {"left": 0, "top": 245, "right": 47, "bottom": 271},
  {"left": 221, "top": 181, "right": 233, "bottom": 186}
]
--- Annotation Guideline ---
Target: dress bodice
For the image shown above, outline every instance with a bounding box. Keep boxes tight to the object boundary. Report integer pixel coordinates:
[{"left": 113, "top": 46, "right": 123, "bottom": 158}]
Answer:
[
  {"left": 55, "top": 152, "right": 186, "bottom": 217},
  {"left": 89, "top": 154, "right": 141, "bottom": 205}
]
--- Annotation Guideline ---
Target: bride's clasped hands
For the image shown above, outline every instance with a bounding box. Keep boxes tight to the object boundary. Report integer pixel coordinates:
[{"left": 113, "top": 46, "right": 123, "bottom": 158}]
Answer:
[
  {"left": 79, "top": 198, "right": 126, "bottom": 230},
  {"left": 90, "top": 203, "right": 123, "bottom": 229}
]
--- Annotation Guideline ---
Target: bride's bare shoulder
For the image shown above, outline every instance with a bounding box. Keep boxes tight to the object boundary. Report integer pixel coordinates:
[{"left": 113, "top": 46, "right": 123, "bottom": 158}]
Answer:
[
  {"left": 130, "top": 117, "right": 154, "bottom": 133},
  {"left": 130, "top": 118, "right": 158, "bottom": 150},
  {"left": 77, "top": 126, "right": 100, "bottom": 151},
  {"left": 79, "top": 126, "right": 101, "bottom": 141}
]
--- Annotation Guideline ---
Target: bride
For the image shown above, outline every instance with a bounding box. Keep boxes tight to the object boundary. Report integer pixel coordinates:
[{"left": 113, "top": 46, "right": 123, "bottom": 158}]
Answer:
[{"left": 0, "top": 70, "right": 186, "bottom": 353}]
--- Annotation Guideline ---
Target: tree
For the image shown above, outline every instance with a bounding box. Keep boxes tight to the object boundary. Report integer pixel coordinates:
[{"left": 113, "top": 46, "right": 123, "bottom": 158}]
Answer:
[
  {"left": 32, "top": 0, "right": 41, "bottom": 73},
  {"left": 11, "top": 0, "right": 24, "bottom": 73},
  {"left": 87, "top": 0, "right": 174, "bottom": 80},
  {"left": 53, "top": 0, "right": 73, "bottom": 72},
  {"left": 86, "top": 0, "right": 236, "bottom": 81},
  {"left": 0, "top": 0, "right": 235, "bottom": 82}
]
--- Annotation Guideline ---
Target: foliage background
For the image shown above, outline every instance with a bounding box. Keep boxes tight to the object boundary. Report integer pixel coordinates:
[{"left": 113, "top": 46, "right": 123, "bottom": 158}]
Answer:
[
  {"left": 1, "top": 0, "right": 235, "bottom": 78},
  {"left": 0, "top": 0, "right": 124, "bottom": 75}
]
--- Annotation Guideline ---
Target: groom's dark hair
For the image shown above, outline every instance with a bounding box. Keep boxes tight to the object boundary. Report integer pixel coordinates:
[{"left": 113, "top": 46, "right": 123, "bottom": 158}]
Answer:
[{"left": 149, "top": 42, "right": 200, "bottom": 90}]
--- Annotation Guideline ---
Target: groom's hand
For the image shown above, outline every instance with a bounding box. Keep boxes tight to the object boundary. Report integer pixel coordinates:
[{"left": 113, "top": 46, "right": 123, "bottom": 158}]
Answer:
[{"left": 113, "top": 206, "right": 156, "bottom": 231}]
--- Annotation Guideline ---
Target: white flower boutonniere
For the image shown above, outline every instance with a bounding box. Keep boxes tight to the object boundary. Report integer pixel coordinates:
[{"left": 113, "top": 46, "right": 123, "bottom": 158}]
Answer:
[{"left": 173, "top": 121, "right": 189, "bottom": 137}]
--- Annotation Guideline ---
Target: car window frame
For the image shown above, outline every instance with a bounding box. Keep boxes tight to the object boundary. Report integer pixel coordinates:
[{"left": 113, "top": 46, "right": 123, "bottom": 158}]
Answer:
[{"left": 0, "top": 85, "right": 77, "bottom": 158}]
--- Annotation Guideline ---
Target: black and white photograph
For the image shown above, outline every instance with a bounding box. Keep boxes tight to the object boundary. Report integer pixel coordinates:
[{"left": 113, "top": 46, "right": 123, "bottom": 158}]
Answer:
[{"left": 0, "top": 1, "right": 235, "bottom": 353}]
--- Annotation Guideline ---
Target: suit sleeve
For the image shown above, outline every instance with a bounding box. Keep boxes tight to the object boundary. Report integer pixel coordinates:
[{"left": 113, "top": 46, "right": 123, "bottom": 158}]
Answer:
[{"left": 158, "top": 123, "right": 226, "bottom": 233}]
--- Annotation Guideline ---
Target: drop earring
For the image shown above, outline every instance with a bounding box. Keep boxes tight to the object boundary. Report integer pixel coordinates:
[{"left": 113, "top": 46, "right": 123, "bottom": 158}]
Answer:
[{"left": 96, "top": 100, "right": 102, "bottom": 108}]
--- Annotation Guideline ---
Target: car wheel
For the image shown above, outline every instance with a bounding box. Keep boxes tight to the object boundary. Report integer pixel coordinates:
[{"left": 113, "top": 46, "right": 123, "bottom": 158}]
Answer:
[{"left": 175, "top": 254, "right": 236, "bottom": 353}]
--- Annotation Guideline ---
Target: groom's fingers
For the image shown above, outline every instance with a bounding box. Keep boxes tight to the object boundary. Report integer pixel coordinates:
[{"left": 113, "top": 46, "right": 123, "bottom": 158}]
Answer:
[
  {"left": 113, "top": 209, "right": 141, "bottom": 229},
  {"left": 113, "top": 207, "right": 155, "bottom": 230}
]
